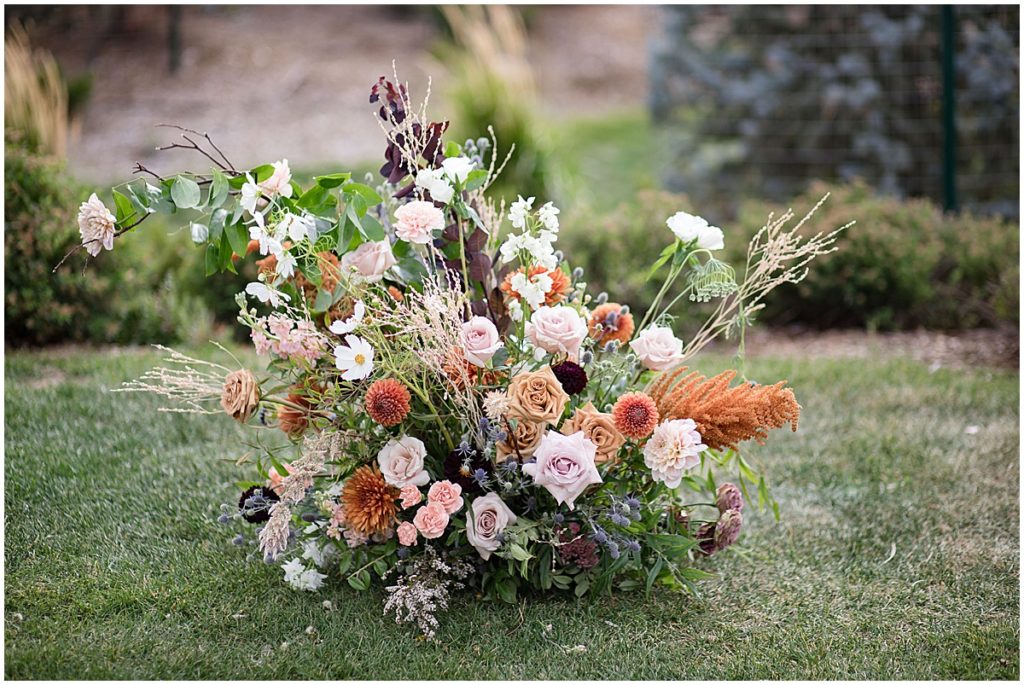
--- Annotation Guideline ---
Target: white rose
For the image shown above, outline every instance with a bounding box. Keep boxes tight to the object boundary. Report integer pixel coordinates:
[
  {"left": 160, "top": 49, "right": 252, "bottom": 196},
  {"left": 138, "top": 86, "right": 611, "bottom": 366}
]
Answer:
[
  {"left": 466, "top": 492, "right": 517, "bottom": 560},
  {"left": 341, "top": 240, "right": 396, "bottom": 283},
  {"left": 461, "top": 316, "right": 503, "bottom": 367},
  {"left": 666, "top": 211, "right": 725, "bottom": 250},
  {"left": 377, "top": 436, "right": 430, "bottom": 488},
  {"left": 441, "top": 156, "right": 475, "bottom": 184},
  {"left": 77, "top": 193, "right": 116, "bottom": 257},
  {"left": 414, "top": 167, "right": 454, "bottom": 204},
  {"left": 525, "top": 306, "right": 588, "bottom": 359},
  {"left": 630, "top": 325, "right": 685, "bottom": 371}
]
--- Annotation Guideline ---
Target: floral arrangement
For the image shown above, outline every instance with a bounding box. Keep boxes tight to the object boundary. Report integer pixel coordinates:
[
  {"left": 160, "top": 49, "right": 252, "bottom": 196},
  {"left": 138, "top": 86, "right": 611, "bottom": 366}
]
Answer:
[{"left": 75, "top": 72, "right": 847, "bottom": 638}]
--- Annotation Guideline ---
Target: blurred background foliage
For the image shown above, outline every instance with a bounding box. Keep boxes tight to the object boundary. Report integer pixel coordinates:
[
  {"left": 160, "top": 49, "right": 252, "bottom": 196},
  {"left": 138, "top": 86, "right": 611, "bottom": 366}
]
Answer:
[{"left": 3, "top": 6, "right": 1018, "bottom": 348}]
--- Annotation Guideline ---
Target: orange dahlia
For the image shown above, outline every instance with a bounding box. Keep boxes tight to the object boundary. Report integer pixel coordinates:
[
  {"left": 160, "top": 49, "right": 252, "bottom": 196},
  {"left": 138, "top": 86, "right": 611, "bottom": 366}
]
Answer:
[
  {"left": 365, "top": 378, "right": 412, "bottom": 427},
  {"left": 612, "top": 392, "right": 659, "bottom": 440},
  {"left": 341, "top": 465, "right": 399, "bottom": 536},
  {"left": 501, "top": 265, "right": 571, "bottom": 306},
  {"left": 589, "top": 303, "right": 635, "bottom": 345}
]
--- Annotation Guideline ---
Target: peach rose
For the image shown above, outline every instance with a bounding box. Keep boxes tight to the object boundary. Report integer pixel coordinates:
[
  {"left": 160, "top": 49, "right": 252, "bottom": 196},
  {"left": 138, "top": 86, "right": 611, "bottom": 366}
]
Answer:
[
  {"left": 394, "top": 200, "right": 445, "bottom": 244},
  {"left": 466, "top": 492, "right": 517, "bottom": 560},
  {"left": 399, "top": 485, "right": 422, "bottom": 510},
  {"left": 427, "top": 480, "right": 464, "bottom": 514},
  {"left": 496, "top": 418, "right": 545, "bottom": 460},
  {"left": 630, "top": 325, "right": 685, "bottom": 371},
  {"left": 397, "top": 521, "right": 418, "bottom": 546},
  {"left": 377, "top": 436, "right": 430, "bottom": 488},
  {"left": 220, "top": 369, "right": 260, "bottom": 422},
  {"left": 562, "top": 402, "right": 625, "bottom": 464},
  {"left": 461, "top": 316, "right": 503, "bottom": 367},
  {"left": 523, "top": 431, "right": 602, "bottom": 510},
  {"left": 525, "top": 305, "right": 589, "bottom": 359},
  {"left": 413, "top": 501, "right": 449, "bottom": 539},
  {"left": 507, "top": 366, "right": 569, "bottom": 424},
  {"left": 341, "top": 240, "right": 396, "bottom": 283}
]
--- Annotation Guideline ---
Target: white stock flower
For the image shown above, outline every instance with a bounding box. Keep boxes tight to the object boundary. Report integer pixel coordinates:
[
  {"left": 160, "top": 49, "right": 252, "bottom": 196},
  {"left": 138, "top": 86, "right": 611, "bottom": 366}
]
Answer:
[
  {"left": 334, "top": 335, "right": 375, "bottom": 381},
  {"left": 666, "top": 211, "right": 725, "bottom": 251},
  {"left": 415, "top": 167, "right": 454, "bottom": 204},
  {"left": 275, "top": 251, "right": 297, "bottom": 279},
  {"left": 537, "top": 201, "right": 560, "bottom": 232},
  {"left": 507, "top": 298, "right": 523, "bottom": 322},
  {"left": 245, "top": 281, "right": 290, "bottom": 307},
  {"left": 329, "top": 300, "right": 365, "bottom": 335},
  {"left": 77, "top": 193, "right": 116, "bottom": 257},
  {"left": 240, "top": 174, "right": 261, "bottom": 214},
  {"left": 441, "top": 156, "right": 475, "bottom": 184},
  {"left": 249, "top": 212, "right": 281, "bottom": 256},
  {"left": 280, "top": 212, "right": 316, "bottom": 243},
  {"left": 508, "top": 195, "right": 535, "bottom": 229},
  {"left": 510, "top": 272, "right": 547, "bottom": 310}
]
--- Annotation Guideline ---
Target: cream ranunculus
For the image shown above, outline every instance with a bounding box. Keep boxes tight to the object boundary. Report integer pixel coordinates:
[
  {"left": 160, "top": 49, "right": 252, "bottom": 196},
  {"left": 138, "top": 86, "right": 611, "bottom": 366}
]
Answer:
[
  {"left": 77, "top": 193, "right": 117, "bottom": 257},
  {"left": 561, "top": 402, "right": 625, "bottom": 464},
  {"left": 341, "top": 240, "right": 396, "bottom": 283},
  {"left": 630, "top": 325, "right": 685, "bottom": 371},
  {"left": 377, "top": 436, "right": 430, "bottom": 488},
  {"left": 461, "top": 316, "right": 503, "bottom": 367},
  {"left": 466, "top": 492, "right": 517, "bottom": 560},
  {"left": 506, "top": 366, "right": 569, "bottom": 424},
  {"left": 524, "top": 305, "right": 588, "bottom": 359},
  {"left": 523, "top": 431, "right": 602, "bottom": 510}
]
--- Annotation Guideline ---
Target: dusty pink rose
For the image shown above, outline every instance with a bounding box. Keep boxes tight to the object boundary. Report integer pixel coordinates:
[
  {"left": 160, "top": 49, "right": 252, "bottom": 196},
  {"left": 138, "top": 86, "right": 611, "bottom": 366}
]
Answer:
[
  {"left": 413, "top": 501, "right": 449, "bottom": 539},
  {"left": 461, "top": 316, "right": 503, "bottom": 367},
  {"left": 399, "top": 485, "right": 422, "bottom": 510},
  {"left": 466, "top": 493, "right": 517, "bottom": 560},
  {"left": 523, "top": 431, "right": 602, "bottom": 510},
  {"left": 427, "top": 480, "right": 464, "bottom": 514},
  {"left": 630, "top": 325, "right": 685, "bottom": 371},
  {"left": 525, "top": 306, "right": 589, "bottom": 359},
  {"left": 377, "top": 436, "right": 430, "bottom": 488},
  {"left": 394, "top": 200, "right": 445, "bottom": 244},
  {"left": 397, "top": 521, "right": 418, "bottom": 546},
  {"left": 258, "top": 159, "right": 294, "bottom": 198},
  {"left": 341, "top": 240, "right": 396, "bottom": 283}
]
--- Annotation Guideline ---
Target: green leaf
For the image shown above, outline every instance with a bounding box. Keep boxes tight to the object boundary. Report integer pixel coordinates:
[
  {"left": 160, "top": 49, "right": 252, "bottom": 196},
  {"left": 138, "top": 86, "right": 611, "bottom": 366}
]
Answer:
[
  {"left": 297, "top": 184, "right": 329, "bottom": 211},
  {"left": 574, "top": 577, "right": 590, "bottom": 597},
  {"left": 347, "top": 571, "right": 370, "bottom": 591},
  {"left": 464, "top": 168, "right": 488, "bottom": 191},
  {"left": 647, "top": 241, "right": 678, "bottom": 281},
  {"left": 225, "top": 222, "right": 250, "bottom": 259},
  {"left": 342, "top": 181, "right": 382, "bottom": 206},
  {"left": 508, "top": 543, "right": 532, "bottom": 562},
  {"left": 250, "top": 164, "right": 275, "bottom": 183},
  {"left": 315, "top": 172, "right": 351, "bottom": 189},
  {"left": 209, "top": 170, "right": 229, "bottom": 209},
  {"left": 335, "top": 553, "right": 353, "bottom": 576},
  {"left": 444, "top": 140, "right": 462, "bottom": 158},
  {"left": 495, "top": 577, "right": 517, "bottom": 604},
  {"left": 112, "top": 190, "right": 135, "bottom": 225},
  {"left": 209, "top": 208, "right": 228, "bottom": 243},
  {"left": 645, "top": 557, "right": 664, "bottom": 597},
  {"left": 359, "top": 213, "right": 386, "bottom": 241},
  {"left": 204, "top": 244, "right": 218, "bottom": 276},
  {"left": 170, "top": 176, "right": 202, "bottom": 209}
]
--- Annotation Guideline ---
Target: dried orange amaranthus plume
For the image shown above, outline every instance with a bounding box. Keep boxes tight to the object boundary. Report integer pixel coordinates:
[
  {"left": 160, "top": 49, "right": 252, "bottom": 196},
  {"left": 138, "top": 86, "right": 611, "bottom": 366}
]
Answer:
[{"left": 647, "top": 367, "right": 800, "bottom": 451}]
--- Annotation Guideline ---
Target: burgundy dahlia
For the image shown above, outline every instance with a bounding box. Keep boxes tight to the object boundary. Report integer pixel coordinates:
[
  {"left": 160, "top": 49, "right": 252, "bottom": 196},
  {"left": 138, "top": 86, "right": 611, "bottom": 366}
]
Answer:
[{"left": 551, "top": 360, "right": 588, "bottom": 395}]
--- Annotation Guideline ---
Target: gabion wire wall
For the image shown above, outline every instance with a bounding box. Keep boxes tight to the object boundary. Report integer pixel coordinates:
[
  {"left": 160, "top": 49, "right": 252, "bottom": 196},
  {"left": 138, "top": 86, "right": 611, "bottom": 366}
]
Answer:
[{"left": 649, "top": 5, "right": 1019, "bottom": 218}]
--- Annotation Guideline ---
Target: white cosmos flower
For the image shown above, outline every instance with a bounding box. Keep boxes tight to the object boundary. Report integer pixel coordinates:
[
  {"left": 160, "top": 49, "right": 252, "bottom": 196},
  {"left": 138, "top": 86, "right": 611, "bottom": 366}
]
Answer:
[
  {"left": 666, "top": 211, "right": 725, "bottom": 251},
  {"left": 240, "top": 174, "right": 261, "bottom": 214},
  {"left": 334, "top": 335, "right": 375, "bottom": 381},
  {"left": 245, "top": 281, "right": 290, "bottom": 307},
  {"left": 414, "top": 167, "right": 454, "bottom": 204},
  {"left": 508, "top": 195, "right": 535, "bottom": 229},
  {"left": 275, "top": 251, "right": 297, "bottom": 279},
  {"left": 441, "top": 156, "right": 475, "bottom": 184},
  {"left": 328, "top": 300, "right": 365, "bottom": 335}
]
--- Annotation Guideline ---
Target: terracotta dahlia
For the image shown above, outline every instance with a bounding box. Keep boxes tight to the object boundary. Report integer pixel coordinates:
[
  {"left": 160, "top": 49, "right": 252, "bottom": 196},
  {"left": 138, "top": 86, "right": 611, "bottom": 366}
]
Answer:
[
  {"left": 341, "top": 464, "right": 399, "bottom": 536},
  {"left": 611, "top": 392, "right": 659, "bottom": 440},
  {"left": 365, "top": 378, "right": 412, "bottom": 427}
]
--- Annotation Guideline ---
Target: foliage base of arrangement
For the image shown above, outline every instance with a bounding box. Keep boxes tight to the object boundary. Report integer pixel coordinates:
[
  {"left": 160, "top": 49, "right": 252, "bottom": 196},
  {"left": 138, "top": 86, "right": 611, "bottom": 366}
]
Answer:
[{"left": 75, "top": 71, "right": 847, "bottom": 638}]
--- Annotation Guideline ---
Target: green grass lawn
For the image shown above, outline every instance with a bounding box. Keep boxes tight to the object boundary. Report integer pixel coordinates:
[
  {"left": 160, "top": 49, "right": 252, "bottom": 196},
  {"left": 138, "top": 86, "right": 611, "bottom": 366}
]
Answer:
[{"left": 4, "top": 345, "right": 1019, "bottom": 679}]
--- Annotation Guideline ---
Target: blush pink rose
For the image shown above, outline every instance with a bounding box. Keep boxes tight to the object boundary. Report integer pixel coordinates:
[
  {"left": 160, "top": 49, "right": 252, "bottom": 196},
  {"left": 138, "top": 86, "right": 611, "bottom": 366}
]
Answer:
[
  {"left": 377, "top": 436, "right": 430, "bottom": 488},
  {"left": 427, "top": 480, "right": 464, "bottom": 514},
  {"left": 399, "top": 485, "right": 422, "bottom": 510},
  {"left": 413, "top": 501, "right": 450, "bottom": 539},
  {"left": 630, "top": 325, "right": 685, "bottom": 371},
  {"left": 461, "top": 316, "right": 503, "bottom": 367},
  {"left": 258, "top": 159, "right": 293, "bottom": 198},
  {"left": 523, "top": 431, "right": 602, "bottom": 510},
  {"left": 525, "top": 306, "right": 588, "bottom": 359},
  {"left": 394, "top": 200, "right": 445, "bottom": 245},
  {"left": 466, "top": 493, "right": 517, "bottom": 560},
  {"left": 341, "top": 240, "right": 396, "bottom": 283},
  {"left": 397, "top": 521, "right": 418, "bottom": 546}
]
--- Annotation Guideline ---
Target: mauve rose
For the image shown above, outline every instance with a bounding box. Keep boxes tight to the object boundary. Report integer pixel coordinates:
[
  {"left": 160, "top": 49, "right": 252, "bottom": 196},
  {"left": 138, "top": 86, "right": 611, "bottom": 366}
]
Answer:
[
  {"left": 525, "top": 305, "right": 589, "bottom": 358},
  {"left": 714, "top": 509, "right": 742, "bottom": 550},
  {"left": 413, "top": 501, "right": 449, "bottom": 539},
  {"left": 397, "top": 521, "right": 418, "bottom": 546},
  {"left": 466, "top": 492, "right": 517, "bottom": 560},
  {"left": 716, "top": 482, "right": 744, "bottom": 513},
  {"left": 461, "top": 316, "right": 503, "bottom": 367},
  {"left": 399, "top": 484, "right": 422, "bottom": 510},
  {"left": 377, "top": 436, "right": 430, "bottom": 488},
  {"left": 630, "top": 325, "right": 685, "bottom": 371},
  {"left": 341, "top": 240, "right": 396, "bottom": 283},
  {"left": 427, "top": 480, "right": 464, "bottom": 514},
  {"left": 394, "top": 200, "right": 445, "bottom": 244},
  {"left": 523, "top": 431, "right": 602, "bottom": 510}
]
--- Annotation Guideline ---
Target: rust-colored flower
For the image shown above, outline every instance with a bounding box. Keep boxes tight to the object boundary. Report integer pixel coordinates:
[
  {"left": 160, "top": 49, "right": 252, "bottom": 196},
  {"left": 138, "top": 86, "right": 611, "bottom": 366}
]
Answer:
[
  {"left": 647, "top": 367, "right": 801, "bottom": 451},
  {"left": 277, "top": 393, "right": 313, "bottom": 437},
  {"left": 496, "top": 418, "right": 545, "bottom": 460},
  {"left": 220, "top": 369, "right": 260, "bottom": 422},
  {"left": 501, "top": 265, "right": 572, "bottom": 306},
  {"left": 588, "top": 302, "right": 635, "bottom": 345},
  {"left": 365, "top": 378, "right": 411, "bottom": 427},
  {"left": 387, "top": 285, "right": 405, "bottom": 302},
  {"left": 507, "top": 366, "right": 569, "bottom": 424},
  {"left": 562, "top": 402, "right": 625, "bottom": 464},
  {"left": 294, "top": 251, "right": 341, "bottom": 297},
  {"left": 341, "top": 464, "right": 399, "bottom": 536},
  {"left": 611, "top": 392, "right": 659, "bottom": 440},
  {"left": 442, "top": 348, "right": 504, "bottom": 389}
]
